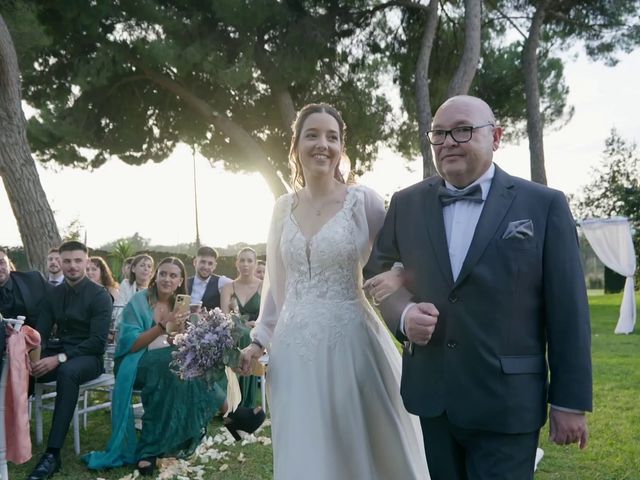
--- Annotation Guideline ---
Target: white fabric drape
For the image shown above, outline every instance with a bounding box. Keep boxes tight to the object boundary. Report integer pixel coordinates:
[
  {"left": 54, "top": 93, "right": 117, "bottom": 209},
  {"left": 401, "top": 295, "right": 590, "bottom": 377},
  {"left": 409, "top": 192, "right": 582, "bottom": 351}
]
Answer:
[{"left": 580, "top": 217, "right": 637, "bottom": 334}]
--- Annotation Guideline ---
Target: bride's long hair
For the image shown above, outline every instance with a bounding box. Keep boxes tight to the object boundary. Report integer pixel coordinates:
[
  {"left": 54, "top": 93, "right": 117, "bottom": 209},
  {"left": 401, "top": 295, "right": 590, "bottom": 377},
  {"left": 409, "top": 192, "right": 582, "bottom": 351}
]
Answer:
[{"left": 288, "top": 103, "right": 352, "bottom": 192}]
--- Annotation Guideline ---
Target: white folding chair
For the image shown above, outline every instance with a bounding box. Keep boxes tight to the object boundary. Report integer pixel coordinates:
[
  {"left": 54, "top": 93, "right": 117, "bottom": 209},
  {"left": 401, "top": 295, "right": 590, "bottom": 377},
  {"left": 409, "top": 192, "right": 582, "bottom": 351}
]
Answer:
[{"left": 33, "top": 373, "right": 115, "bottom": 455}]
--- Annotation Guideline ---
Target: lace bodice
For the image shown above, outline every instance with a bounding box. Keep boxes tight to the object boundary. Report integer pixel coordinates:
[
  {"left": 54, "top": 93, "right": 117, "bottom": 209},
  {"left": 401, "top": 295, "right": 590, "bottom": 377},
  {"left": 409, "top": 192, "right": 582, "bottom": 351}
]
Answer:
[
  {"left": 281, "top": 188, "right": 364, "bottom": 305},
  {"left": 251, "top": 185, "right": 386, "bottom": 350}
]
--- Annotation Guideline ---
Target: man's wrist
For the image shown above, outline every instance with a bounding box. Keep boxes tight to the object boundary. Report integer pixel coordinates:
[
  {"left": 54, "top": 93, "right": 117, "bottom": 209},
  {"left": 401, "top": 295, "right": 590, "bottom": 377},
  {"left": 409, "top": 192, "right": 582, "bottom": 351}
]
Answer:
[
  {"left": 399, "top": 302, "right": 416, "bottom": 336},
  {"left": 550, "top": 404, "right": 585, "bottom": 414}
]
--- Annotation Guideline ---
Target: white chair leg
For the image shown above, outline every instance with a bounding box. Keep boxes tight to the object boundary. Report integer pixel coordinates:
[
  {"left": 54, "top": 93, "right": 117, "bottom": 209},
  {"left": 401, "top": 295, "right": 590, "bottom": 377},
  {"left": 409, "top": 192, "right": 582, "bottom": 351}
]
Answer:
[
  {"left": 34, "top": 384, "right": 44, "bottom": 445},
  {"left": 73, "top": 405, "right": 80, "bottom": 455},
  {"left": 83, "top": 390, "right": 88, "bottom": 429}
]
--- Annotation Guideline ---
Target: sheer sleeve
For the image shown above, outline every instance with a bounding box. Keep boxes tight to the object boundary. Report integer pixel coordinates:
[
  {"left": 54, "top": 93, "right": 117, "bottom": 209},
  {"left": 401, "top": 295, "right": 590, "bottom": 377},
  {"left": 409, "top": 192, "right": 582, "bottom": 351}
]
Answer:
[
  {"left": 351, "top": 185, "right": 386, "bottom": 267},
  {"left": 251, "top": 194, "right": 291, "bottom": 348}
]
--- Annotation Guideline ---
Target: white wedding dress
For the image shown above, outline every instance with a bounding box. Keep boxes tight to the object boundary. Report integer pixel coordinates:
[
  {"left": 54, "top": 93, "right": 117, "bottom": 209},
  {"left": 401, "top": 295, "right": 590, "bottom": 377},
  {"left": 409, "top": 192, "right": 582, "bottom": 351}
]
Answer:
[{"left": 251, "top": 185, "right": 430, "bottom": 480}]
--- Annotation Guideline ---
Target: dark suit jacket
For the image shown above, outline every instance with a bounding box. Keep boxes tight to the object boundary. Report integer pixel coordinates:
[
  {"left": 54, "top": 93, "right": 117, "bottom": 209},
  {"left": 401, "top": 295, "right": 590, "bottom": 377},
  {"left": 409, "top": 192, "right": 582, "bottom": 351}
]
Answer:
[
  {"left": 7, "top": 271, "right": 50, "bottom": 328},
  {"left": 365, "top": 165, "right": 592, "bottom": 434},
  {"left": 187, "top": 275, "right": 221, "bottom": 310}
]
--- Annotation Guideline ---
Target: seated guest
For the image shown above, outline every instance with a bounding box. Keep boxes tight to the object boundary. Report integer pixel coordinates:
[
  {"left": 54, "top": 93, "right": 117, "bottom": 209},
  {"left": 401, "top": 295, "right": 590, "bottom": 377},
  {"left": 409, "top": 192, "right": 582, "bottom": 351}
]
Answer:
[
  {"left": 0, "top": 248, "right": 49, "bottom": 376},
  {"left": 187, "top": 246, "right": 232, "bottom": 310},
  {"left": 120, "top": 257, "right": 134, "bottom": 283},
  {"left": 28, "top": 241, "right": 112, "bottom": 480},
  {"left": 87, "top": 256, "right": 120, "bottom": 302},
  {"left": 0, "top": 248, "right": 49, "bottom": 329},
  {"left": 83, "top": 257, "right": 227, "bottom": 475},
  {"left": 254, "top": 259, "right": 266, "bottom": 281},
  {"left": 221, "top": 247, "right": 262, "bottom": 409},
  {"left": 117, "top": 254, "right": 153, "bottom": 308},
  {"left": 45, "top": 248, "right": 63, "bottom": 286}
]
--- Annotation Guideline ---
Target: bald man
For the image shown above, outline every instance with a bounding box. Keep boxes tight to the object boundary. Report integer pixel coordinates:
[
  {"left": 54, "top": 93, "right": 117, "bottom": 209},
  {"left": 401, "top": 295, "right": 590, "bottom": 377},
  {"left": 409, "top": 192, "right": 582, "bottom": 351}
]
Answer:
[{"left": 365, "top": 95, "right": 592, "bottom": 480}]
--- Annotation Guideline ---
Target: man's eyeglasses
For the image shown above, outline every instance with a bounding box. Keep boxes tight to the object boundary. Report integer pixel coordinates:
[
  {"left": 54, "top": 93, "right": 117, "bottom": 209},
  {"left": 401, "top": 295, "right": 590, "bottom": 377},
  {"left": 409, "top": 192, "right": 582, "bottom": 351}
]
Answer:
[{"left": 426, "top": 123, "right": 494, "bottom": 145}]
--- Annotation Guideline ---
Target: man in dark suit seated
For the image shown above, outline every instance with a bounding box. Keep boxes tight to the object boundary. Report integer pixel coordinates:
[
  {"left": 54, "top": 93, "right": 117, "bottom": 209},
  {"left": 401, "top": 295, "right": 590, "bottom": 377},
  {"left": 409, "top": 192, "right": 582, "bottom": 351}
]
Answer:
[
  {"left": 187, "top": 246, "right": 232, "bottom": 310},
  {"left": 0, "top": 248, "right": 50, "bottom": 378},
  {"left": 28, "top": 241, "right": 112, "bottom": 480},
  {"left": 0, "top": 248, "right": 50, "bottom": 329}
]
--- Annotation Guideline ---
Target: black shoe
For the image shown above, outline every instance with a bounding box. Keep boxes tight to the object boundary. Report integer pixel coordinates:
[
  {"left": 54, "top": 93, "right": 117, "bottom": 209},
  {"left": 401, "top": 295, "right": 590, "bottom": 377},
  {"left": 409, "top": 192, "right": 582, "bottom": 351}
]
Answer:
[
  {"left": 137, "top": 456, "right": 157, "bottom": 476},
  {"left": 224, "top": 406, "right": 266, "bottom": 441},
  {"left": 26, "top": 452, "right": 61, "bottom": 480}
]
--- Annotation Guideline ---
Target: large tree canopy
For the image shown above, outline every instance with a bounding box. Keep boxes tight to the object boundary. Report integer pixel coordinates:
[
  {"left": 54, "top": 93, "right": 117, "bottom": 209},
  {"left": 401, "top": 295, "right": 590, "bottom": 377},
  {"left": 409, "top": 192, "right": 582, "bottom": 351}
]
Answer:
[
  {"left": 490, "top": 0, "right": 640, "bottom": 184},
  {"left": 17, "top": 0, "right": 576, "bottom": 191},
  {"left": 12, "top": 0, "right": 635, "bottom": 196},
  {"left": 22, "top": 0, "right": 399, "bottom": 196}
]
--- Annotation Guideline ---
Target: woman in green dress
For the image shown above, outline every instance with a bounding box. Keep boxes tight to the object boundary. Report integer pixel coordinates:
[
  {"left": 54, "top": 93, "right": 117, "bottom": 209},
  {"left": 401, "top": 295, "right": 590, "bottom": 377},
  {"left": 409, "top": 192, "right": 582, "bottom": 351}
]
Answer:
[
  {"left": 221, "top": 247, "right": 262, "bottom": 409},
  {"left": 83, "top": 257, "right": 226, "bottom": 476}
]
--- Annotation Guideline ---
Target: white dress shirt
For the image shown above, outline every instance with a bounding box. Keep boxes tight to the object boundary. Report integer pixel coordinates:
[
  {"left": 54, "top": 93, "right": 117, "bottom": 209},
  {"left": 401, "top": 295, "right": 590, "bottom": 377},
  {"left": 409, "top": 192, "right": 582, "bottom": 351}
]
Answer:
[
  {"left": 191, "top": 275, "right": 233, "bottom": 304},
  {"left": 443, "top": 163, "right": 495, "bottom": 281},
  {"left": 48, "top": 274, "right": 64, "bottom": 286}
]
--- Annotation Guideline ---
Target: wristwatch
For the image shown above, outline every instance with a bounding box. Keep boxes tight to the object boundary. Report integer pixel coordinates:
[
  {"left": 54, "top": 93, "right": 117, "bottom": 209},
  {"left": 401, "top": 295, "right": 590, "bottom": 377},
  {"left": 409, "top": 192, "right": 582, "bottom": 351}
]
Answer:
[{"left": 57, "top": 353, "right": 67, "bottom": 364}]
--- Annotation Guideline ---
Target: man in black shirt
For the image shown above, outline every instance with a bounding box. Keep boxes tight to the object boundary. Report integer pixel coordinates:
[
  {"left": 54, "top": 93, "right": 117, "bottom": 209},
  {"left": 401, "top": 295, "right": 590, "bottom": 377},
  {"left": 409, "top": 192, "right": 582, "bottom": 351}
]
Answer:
[{"left": 28, "top": 241, "right": 112, "bottom": 480}]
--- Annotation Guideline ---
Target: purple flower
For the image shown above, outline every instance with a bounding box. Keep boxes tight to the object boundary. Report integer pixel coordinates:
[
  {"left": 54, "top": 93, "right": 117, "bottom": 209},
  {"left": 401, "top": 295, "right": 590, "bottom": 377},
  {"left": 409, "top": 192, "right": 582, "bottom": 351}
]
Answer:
[{"left": 170, "top": 309, "right": 247, "bottom": 382}]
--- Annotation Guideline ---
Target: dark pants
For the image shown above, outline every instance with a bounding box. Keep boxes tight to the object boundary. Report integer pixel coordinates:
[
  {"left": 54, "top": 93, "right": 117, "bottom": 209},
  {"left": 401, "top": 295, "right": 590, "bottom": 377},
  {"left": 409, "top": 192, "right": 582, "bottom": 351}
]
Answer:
[
  {"left": 35, "top": 351, "right": 103, "bottom": 449},
  {"left": 420, "top": 414, "right": 540, "bottom": 480}
]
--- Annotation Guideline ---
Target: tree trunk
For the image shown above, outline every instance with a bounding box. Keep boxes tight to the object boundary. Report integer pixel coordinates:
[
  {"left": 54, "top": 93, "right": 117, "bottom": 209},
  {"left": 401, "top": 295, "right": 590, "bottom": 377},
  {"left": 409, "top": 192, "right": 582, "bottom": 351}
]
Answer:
[
  {"left": 415, "top": 0, "right": 439, "bottom": 179},
  {"left": 140, "top": 67, "right": 290, "bottom": 198},
  {"left": 522, "top": 0, "right": 548, "bottom": 185},
  {"left": 446, "top": 0, "right": 482, "bottom": 97},
  {"left": 0, "top": 14, "right": 61, "bottom": 271}
]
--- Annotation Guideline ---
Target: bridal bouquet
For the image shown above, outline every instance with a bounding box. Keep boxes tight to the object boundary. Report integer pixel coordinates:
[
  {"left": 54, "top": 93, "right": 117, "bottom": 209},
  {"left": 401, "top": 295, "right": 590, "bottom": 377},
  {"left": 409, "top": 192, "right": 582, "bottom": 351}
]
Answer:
[{"left": 170, "top": 308, "right": 250, "bottom": 383}]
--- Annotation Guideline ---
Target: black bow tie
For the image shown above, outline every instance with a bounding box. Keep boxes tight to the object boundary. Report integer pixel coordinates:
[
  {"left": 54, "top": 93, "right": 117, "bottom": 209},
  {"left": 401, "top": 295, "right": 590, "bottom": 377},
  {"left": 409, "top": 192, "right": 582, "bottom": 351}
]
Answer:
[{"left": 438, "top": 184, "right": 484, "bottom": 206}]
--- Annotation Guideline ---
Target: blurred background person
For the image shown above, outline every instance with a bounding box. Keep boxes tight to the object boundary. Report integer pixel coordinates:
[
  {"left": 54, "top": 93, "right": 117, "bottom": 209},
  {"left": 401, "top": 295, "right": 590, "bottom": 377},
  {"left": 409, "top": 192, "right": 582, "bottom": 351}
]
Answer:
[
  {"left": 87, "top": 256, "right": 120, "bottom": 302},
  {"left": 120, "top": 257, "right": 134, "bottom": 283},
  {"left": 45, "top": 247, "right": 63, "bottom": 286},
  {"left": 118, "top": 254, "right": 154, "bottom": 308},
  {"left": 221, "top": 247, "right": 262, "bottom": 409},
  {"left": 255, "top": 259, "right": 266, "bottom": 281},
  {"left": 187, "top": 246, "right": 232, "bottom": 310}
]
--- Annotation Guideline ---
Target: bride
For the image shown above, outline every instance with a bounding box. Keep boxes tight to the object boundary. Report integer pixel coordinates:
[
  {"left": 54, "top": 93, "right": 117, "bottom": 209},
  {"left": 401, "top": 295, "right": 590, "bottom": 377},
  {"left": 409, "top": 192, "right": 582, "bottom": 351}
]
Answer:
[{"left": 239, "top": 103, "right": 430, "bottom": 479}]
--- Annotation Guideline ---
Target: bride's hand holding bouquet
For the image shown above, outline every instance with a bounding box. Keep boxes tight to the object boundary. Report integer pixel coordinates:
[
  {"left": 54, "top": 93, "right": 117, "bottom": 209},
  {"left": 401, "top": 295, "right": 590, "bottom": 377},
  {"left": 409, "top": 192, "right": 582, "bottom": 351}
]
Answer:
[{"left": 238, "top": 341, "right": 264, "bottom": 376}]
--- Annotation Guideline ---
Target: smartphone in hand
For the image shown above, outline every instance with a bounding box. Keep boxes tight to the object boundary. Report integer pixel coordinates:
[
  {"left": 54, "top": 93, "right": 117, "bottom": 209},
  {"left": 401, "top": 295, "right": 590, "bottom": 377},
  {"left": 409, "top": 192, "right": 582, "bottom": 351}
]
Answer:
[
  {"left": 168, "top": 294, "right": 191, "bottom": 333},
  {"left": 174, "top": 294, "right": 191, "bottom": 315}
]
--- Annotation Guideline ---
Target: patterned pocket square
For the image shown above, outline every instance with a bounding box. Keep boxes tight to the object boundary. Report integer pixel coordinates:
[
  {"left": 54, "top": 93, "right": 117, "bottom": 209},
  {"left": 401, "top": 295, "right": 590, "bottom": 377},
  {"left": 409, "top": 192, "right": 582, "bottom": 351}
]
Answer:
[{"left": 502, "top": 219, "right": 534, "bottom": 239}]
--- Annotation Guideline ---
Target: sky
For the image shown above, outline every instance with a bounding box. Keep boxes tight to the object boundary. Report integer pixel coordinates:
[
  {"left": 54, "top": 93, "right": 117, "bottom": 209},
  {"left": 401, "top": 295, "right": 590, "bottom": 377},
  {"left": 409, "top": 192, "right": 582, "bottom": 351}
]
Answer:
[{"left": 1, "top": 48, "right": 639, "bottom": 250}]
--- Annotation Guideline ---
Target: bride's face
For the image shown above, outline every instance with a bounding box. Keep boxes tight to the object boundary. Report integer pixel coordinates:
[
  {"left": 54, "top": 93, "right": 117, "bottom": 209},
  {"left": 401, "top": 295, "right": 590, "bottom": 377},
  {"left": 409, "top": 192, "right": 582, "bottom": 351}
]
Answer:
[{"left": 297, "top": 113, "right": 342, "bottom": 180}]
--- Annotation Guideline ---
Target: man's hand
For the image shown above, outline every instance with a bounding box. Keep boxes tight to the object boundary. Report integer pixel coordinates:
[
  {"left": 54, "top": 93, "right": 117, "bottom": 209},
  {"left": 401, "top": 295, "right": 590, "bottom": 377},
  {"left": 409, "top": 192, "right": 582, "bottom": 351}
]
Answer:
[
  {"left": 31, "top": 356, "right": 60, "bottom": 377},
  {"left": 549, "top": 408, "right": 589, "bottom": 449},
  {"left": 404, "top": 303, "right": 439, "bottom": 345}
]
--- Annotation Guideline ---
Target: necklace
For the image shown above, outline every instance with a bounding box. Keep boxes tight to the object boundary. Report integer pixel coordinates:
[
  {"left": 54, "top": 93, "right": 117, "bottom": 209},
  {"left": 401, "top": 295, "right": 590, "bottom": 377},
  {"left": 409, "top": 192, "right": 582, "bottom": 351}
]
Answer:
[{"left": 310, "top": 199, "right": 342, "bottom": 216}]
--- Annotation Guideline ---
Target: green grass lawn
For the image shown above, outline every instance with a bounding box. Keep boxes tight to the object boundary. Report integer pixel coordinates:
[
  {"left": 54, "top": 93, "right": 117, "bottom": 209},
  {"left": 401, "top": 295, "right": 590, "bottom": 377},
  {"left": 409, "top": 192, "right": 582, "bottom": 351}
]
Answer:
[{"left": 8, "top": 293, "right": 639, "bottom": 479}]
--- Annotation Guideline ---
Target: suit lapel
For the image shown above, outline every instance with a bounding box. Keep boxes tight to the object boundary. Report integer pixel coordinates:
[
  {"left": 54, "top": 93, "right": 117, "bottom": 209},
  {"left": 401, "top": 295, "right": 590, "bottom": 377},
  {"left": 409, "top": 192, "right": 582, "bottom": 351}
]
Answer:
[
  {"left": 454, "top": 166, "right": 515, "bottom": 288},
  {"left": 422, "top": 178, "right": 455, "bottom": 286},
  {"left": 11, "top": 273, "right": 33, "bottom": 315}
]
